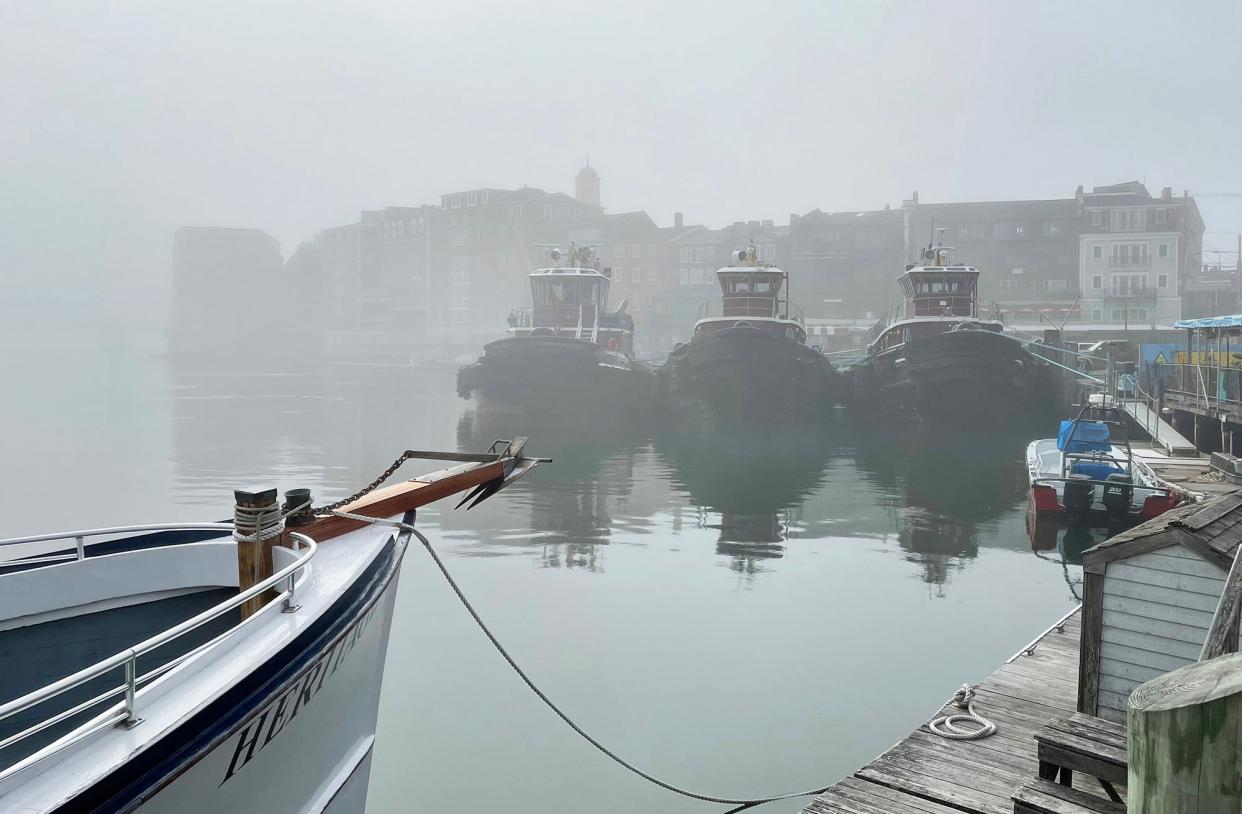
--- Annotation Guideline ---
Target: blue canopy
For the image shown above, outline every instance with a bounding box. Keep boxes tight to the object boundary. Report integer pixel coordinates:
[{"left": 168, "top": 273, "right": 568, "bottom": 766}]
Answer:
[
  {"left": 1173, "top": 315, "right": 1242, "bottom": 329},
  {"left": 1058, "top": 420, "right": 1111, "bottom": 453}
]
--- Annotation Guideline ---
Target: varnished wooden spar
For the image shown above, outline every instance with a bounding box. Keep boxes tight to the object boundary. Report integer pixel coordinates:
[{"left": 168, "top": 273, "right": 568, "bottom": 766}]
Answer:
[{"left": 299, "top": 441, "right": 543, "bottom": 542}]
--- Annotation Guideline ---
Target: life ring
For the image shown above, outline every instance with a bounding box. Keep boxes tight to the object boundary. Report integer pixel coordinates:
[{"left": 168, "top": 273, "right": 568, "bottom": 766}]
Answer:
[{"left": 607, "top": 337, "right": 618, "bottom": 351}]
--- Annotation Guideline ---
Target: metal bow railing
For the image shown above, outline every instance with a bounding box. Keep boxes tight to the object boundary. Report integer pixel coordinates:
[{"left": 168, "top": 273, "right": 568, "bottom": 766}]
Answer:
[{"left": 0, "top": 524, "right": 316, "bottom": 775}]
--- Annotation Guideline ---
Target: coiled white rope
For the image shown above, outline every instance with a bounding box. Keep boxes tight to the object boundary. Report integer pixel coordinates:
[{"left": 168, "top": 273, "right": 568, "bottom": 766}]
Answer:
[{"left": 927, "top": 684, "right": 996, "bottom": 740}]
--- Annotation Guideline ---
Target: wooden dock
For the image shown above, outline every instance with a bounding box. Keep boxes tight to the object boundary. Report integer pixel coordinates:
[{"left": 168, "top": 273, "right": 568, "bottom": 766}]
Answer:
[{"left": 804, "top": 610, "right": 1083, "bottom": 814}]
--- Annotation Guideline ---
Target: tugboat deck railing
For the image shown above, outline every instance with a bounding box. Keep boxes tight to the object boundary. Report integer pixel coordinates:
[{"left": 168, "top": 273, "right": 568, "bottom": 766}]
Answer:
[
  {"left": 0, "top": 523, "right": 318, "bottom": 774},
  {"left": 868, "top": 297, "right": 1005, "bottom": 341},
  {"left": 695, "top": 298, "right": 804, "bottom": 325}
]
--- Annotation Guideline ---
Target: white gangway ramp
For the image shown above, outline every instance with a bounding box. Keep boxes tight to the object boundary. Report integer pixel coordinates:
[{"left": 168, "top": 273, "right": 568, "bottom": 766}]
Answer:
[{"left": 1121, "top": 398, "right": 1198, "bottom": 457}]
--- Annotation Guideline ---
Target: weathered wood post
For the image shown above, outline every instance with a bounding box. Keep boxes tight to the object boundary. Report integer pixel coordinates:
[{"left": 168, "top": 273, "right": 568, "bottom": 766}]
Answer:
[
  {"left": 234, "top": 488, "right": 280, "bottom": 619},
  {"left": 1128, "top": 652, "right": 1242, "bottom": 813}
]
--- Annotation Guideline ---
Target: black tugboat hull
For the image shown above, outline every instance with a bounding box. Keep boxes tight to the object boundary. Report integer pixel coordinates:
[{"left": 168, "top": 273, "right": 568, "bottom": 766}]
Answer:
[
  {"left": 850, "top": 328, "right": 1057, "bottom": 425},
  {"left": 658, "top": 326, "right": 840, "bottom": 423},
  {"left": 457, "top": 335, "right": 652, "bottom": 414}
]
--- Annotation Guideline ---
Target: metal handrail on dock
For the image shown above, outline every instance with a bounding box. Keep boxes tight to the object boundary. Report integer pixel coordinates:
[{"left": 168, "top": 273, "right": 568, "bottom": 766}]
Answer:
[
  {"left": 1005, "top": 603, "right": 1082, "bottom": 663},
  {"left": 0, "top": 523, "right": 317, "bottom": 774}
]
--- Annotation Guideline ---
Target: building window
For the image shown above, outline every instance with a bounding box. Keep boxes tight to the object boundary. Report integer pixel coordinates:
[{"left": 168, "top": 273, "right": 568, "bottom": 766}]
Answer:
[
  {"left": 1158, "top": 243, "right": 1169, "bottom": 258},
  {"left": 1091, "top": 211, "right": 1103, "bottom": 226},
  {"left": 631, "top": 244, "right": 640, "bottom": 258},
  {"left": 632, "top": 267, "right": 641, "bottom": 283},
  {"left": 614, "top": 245, "right": 624, "bottom": 259},
  {"left": 1158, "top": 273, "right": 1169, "bottom": 288},
  {"left": 480, "top": 191, "right": 489, "bottom": 205},
  {"left": 451, "top": 194, "right": 462, "bottom": 209},
  {"left": 1092, "top": 309, "right": 1102, "bottom": 321},
  {"left": 1092, "top": 245, "right": 1103, "bottom": 259},
  {"left": 1155, "top": 208, "right": 1167, "bottom": 224},
  {"left": 1015, "top": 224, "right": 1025, "bottom": 235},
  {"left": 704, "top": 246, "right": 715, "bottom": 262},
  {"left": 648, "top": 267, "right": 657, "bottom": 282},
  {"left": 1111, "top": 274, "right": 1148, "bottom": 296},
  {"left": 691, "top": 269, "right": 704, "bottom": 284},
  {"left": 1045, "top": 221, "right": 1062, "bottom": 236},
  {"left": 647, "top": 243, "right": 657, "bottom": 257},
  {"left": 1137, "top": 308, "right": 1148, "bottom": 321},
  {"left": 466, "top": 191, "right": 478, "bottom": 206},
  {"left": 1092, "top": 275, "right": 1103, "bottom": 289},
  {"left": 1113, "top": 210, "right": 1145, "bottom": 232},
  {"left": 679, "top": 268, "right": 689, "bottom": 285},
  {"left": 1044, "top": 279, "right": 1069, "bottom": 293},
  {"left": 1012, "top": 267, "right": 1024, "bottom": 275},
  {"left": 1111, "top": 308, "right": 1121, "bottom": 321},
  {"left": 999, "top": 279, "right": 1018, "bottom": 292},
  {"left": 1111, "top": 242, "right": 1150, "bottom": 267}
]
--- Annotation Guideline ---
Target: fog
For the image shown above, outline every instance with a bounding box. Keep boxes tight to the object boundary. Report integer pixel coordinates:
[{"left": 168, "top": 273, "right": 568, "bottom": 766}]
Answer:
[{"left": 5, "top": 0, "right": 1242, "bottom": 325}]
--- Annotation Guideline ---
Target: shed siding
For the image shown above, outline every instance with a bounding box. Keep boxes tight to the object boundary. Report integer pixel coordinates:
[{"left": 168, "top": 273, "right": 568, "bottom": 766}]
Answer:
[{"left": 1098, "top": 547, "right": 1233, "bottom": 721}]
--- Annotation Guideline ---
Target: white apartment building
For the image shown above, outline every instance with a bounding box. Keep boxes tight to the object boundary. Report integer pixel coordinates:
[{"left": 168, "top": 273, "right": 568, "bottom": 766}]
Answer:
[{"left": 1079, "top": 182, "right": 1203, "bottom": 326}]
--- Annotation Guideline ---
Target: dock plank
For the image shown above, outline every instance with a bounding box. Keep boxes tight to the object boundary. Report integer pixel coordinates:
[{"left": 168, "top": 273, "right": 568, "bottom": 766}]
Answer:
[{"left": 803, "top": 609, "right": 1084, "bottom": 814}]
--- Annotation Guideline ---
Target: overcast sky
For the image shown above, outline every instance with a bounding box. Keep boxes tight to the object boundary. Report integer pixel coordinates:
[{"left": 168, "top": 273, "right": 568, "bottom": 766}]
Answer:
[{"left": 4, "top": 0, "right": 1242, "bottom": 314}]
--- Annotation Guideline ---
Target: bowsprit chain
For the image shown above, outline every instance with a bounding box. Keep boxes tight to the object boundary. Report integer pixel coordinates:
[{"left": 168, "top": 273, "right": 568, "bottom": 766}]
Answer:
[{"left": 313, "top": 451, "right": 416, "bottom": 515}]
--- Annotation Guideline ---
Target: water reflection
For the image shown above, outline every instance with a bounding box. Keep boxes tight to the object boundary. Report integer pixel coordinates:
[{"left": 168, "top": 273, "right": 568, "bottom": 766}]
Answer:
[
  {"left": 454, "top": 406, "right": 662, "bottom": 569},
  {"left": 1025, "top": 509, "right": 1111, "bottom": 601},
  {"left": 657, "top": 425, "right": 834, "bottom": 575},
  {"left": 850, "top": 424, "right": 1031, "bottom": 588}
]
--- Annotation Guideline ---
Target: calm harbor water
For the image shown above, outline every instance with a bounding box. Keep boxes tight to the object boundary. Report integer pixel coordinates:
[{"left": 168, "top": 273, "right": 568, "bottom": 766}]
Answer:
[{"left": 2, "top": 324, "right": 1086, "bottom": 813}]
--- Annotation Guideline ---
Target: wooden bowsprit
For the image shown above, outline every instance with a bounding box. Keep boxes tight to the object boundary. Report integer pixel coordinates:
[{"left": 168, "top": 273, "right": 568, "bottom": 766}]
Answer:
[{"left": 298, "top": 438, "right": 549, "bottom": 543}]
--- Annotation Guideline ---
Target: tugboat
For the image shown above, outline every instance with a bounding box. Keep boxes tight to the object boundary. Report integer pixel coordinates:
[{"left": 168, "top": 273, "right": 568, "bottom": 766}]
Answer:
[
  {"left": 657, "top": 245, "right": 840, "bottom": 422},
  {"left": 1027, "top": 396, "right": 1182, "bottom": 525},
  {"left": 457, "top": 245, "right": 651, "bottom": 415},
  {"left": 849, "top": 242, "right": 1059, "bottom": 425}
]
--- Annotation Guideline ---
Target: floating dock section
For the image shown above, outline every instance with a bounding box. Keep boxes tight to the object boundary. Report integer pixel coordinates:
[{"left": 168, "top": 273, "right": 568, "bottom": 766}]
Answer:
[{"left": 804, "top": 611, "right": 1082, "bottom": 814}]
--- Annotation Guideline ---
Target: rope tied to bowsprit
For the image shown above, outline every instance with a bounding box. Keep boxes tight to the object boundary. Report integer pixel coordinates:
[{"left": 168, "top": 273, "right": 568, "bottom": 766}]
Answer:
[
  {"left": 333, "top": 509, "right": 832, "bottom": 811},
  {"left": 927, "top": 683, "right": 996, "bottom": 740}
]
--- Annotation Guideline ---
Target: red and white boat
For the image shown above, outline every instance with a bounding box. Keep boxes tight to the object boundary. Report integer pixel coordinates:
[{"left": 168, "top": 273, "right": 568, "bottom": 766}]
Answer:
[{"left": 1026, "top": 401, "right": 1181, "bottom": 523}]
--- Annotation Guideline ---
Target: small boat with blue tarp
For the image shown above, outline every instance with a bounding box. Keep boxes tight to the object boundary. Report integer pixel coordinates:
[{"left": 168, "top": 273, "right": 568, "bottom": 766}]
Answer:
[{"left": 1026, "top": 397, "right": 1181, "bottom": 524}]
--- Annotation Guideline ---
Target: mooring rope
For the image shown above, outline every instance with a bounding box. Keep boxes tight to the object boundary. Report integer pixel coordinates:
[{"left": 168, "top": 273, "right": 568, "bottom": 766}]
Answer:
[
  {"left": 332, "top": 510, "right": 831, "bottom": 809},
  {"left": 927, "top": 684, "right": 996, "bottom": 740}
]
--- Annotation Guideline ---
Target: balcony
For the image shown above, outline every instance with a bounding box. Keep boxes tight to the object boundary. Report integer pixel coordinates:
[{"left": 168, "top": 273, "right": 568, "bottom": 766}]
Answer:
[
  {"left": 1108, "top": 256, "right": 1151, "bottom": 268},
  {"left": 1103, "top": 287, "right": 1157, "bottom": 304}
]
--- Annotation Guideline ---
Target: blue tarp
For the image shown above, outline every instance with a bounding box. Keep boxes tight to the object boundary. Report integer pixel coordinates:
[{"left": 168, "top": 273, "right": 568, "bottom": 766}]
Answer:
[
  {"left": 1057, "top": 420, "right": 1111, "bottom": 453},
  {"left": 1173, "top": 315, "right": 1242, "bottom": 329},
  {"left": 1071, "top": 461, "right": 1123, "bottom": 480}
]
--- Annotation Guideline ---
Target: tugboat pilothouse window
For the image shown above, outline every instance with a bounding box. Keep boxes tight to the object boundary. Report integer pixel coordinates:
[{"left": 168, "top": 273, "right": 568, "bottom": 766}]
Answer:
[{"left": 533, "top": 278, "right": 572, "bottom": 305}]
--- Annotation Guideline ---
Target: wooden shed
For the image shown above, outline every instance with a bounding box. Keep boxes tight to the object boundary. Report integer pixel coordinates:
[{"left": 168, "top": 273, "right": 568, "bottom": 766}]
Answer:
[{"left": 1078, "top": 491, "right": 1242, "bottom": 723}]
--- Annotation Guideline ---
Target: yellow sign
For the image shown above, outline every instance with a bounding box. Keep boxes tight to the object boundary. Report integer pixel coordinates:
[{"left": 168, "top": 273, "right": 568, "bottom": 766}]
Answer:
[{"left": 1172, "top": 350, "right": 1242, "bottom": 368}]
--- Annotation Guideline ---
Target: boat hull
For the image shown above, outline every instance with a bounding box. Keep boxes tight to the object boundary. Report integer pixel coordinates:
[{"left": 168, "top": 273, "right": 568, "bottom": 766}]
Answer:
[
  {"left": 657, "top": 326, "right": 841, "bottom": 422},
  {"left": 850, "top": 327, "right": 1058, "bottom": 425},
  {"left": 1025, "top": 438, "right": 1180, "bottom": 523},
  {"left": 457, "top": 335, "right": 652, "bottom": 414},
  {"left": 51, "top": 537, "right": 405, "bottom": 814}
]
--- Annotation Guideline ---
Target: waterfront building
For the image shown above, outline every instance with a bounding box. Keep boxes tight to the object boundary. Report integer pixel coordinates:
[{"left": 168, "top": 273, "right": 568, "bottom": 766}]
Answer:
[
  {"left": 1078, "top": 182, "right": 1204, "bottom": 327},
  {"left": 905, "top": 193, "right": 1083, "bottom": 326},
  {"left": 288, "top": 174, "right": 603, "bottom": 361},
  {"left": 783, "top": 207, "right": 906, "bottom": 321},
  {"left": 170, "top": 226, "right": 293, "bottom": 364}
]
